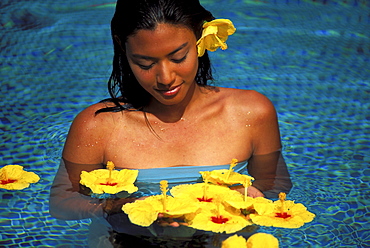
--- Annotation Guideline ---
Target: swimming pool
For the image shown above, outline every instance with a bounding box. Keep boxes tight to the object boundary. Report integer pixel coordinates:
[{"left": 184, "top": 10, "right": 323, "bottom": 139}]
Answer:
[{"left": 0, "top": 0, "right": 369, "bottom": 247}]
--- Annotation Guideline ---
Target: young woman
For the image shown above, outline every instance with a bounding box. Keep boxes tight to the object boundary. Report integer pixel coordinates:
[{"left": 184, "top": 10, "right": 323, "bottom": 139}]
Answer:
[{"left": 50, "top": 0, "right": 291, "bottom": 246}]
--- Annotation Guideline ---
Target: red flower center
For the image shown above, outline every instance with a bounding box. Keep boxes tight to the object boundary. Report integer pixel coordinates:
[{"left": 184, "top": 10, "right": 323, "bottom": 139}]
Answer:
[
  {"left": 275, "top": 212, "right": 291, "bottom": 219},
  {"left": 100, "top": 182, "right": 118, "bottom": 186},
  {"left": 211, "top": 215, "right": 229, "bottom": 224},
  {"left": 197, "top": 196, "right": 213, "bottom": 202},
  {"left": 1, "top": 179, "right": 17, "bottom": 185}
]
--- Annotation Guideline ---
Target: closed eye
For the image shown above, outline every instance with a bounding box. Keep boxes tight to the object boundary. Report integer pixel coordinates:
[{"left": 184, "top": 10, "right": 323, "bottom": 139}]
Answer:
[
  {"left": 138, "top": 63, "right": 155, "bottom": 70},
  {"left": 138, "top": 53, "right": 187, "bottom": 70},
  {"left": 171, "top": 53, "right": 188, "bottom": 64}
]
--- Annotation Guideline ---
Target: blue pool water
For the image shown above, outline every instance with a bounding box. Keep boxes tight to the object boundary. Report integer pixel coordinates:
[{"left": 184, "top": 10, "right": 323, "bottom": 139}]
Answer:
[{"left": 0, "top": 0, "right": 369, "bottom": 247}]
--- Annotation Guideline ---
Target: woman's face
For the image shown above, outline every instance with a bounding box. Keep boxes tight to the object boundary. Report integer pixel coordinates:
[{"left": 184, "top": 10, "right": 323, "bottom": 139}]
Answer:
[{"left": 125, "top": 23, "right": 199, "bottom": 107}]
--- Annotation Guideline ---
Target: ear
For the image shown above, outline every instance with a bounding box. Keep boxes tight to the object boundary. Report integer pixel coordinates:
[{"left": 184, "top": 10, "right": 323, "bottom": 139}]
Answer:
[{"left": 114, "top": 35, "right": 125, "bottom": 52}]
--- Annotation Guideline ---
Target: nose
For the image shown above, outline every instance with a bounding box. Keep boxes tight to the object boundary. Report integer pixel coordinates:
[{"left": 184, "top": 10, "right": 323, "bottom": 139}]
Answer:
[{"left": 156, "top": 61, "right": 175, "bottom": 87}]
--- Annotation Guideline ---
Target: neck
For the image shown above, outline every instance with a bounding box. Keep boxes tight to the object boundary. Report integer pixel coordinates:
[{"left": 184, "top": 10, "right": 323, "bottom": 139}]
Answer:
[{"left": 145, "top": 82, "right": 200, "bottom": 123}]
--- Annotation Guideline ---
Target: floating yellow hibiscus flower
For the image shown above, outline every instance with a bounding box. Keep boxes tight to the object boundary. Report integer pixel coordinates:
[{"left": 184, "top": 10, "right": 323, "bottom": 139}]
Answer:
[
  {"left": 170, "top": 181, "right": 254, "bottom": 233},
  {"left": 200, "top": 159, "right": 254, "bottom": 187},
  {"left": 225, "top": 196, "right": 274, "bottom": 217},
  {"left": 80, "top": 161, "right": 138, "bottom": 195},
  {"left": 249, "top": 192, "right": 316, "bottom": 228},
  {"left": 122, "top": 180, "right": 199, "bottom": 227},
  {"left": 0, "top": 164, "right": 40, "bottom": 190},
  {"left": 186, "top": 200, "right": 251, "bottom": 233},
  {"left": 170, "top": 182, "right": 243, "bottom": 205},
  {"left": 223, "top": 176, "right": 273, "bottom": 216}
]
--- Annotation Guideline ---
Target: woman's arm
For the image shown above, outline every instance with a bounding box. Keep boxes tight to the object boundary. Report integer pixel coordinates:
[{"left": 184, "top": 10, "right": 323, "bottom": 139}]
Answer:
[
  {"left": 49, "top": 105, "right": 132, "bottom": 220},
  {"left": 49, "top": 158, "right": 135, "bottom": 220},
  {"left": 248, "top": 150, "right": 292, "bottom": 198},
  {"left": 49, "top": 158, "right": 105, "bottom": 220},
  {"left": 245, "top": 91, "right": 292, "bottom": 198}
]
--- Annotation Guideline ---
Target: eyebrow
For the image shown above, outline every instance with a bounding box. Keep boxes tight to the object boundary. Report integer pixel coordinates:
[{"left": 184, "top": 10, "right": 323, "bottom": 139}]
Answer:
[{"left": 131, "top": 42, "right": 188, "bottom": 60}]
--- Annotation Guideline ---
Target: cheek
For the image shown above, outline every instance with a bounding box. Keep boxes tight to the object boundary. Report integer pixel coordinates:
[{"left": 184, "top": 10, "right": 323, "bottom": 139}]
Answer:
[
  {"left": 182, "top": 56, "right": 199, "bottom": 80},
  {"left": 130, "top": 67, "right": 155, "bottom": 88}
]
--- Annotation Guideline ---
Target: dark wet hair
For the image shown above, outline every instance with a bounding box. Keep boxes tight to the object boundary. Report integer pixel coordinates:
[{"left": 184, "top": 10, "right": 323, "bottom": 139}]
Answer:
[{"left": 98, "top": 0, "right": 215, "bottom": 113}]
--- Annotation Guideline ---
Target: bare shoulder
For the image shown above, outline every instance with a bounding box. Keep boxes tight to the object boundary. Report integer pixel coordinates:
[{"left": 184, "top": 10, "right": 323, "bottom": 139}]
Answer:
[
  {"left": 70, "top": 102, "right": 116, "bottom": 133},
  {"left": 62, "top": 102, "right": 117, "bottom": 164},
  {"left": 216, "top": 87, "right": 281, "bottom": 154},
  {"left": 216, "top": 87, "right": 277, "bottom": 118}
]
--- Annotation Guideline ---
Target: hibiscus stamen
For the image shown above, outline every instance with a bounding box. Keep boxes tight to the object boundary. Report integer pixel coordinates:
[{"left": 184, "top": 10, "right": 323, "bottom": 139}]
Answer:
[
  {"left": 276, "top": 192, "right": 291, "bottom": 219},
  {"left": 243, "top": 178, "right": 252, "bottom": 202},
  {"left": 226, "top": 159, "right": 238, "bottom": 180},
  {"left": 160, "top": 180, "right": 168, "bottom": 211},
  {"left": 210, "top": 199, "right": 229, "bottom": 224},
  {"left": 200, "top": 179, "right": 213, "bottom": 202},
  {"left": 106, "top": 161, "right": 115, "bottom": 184}
]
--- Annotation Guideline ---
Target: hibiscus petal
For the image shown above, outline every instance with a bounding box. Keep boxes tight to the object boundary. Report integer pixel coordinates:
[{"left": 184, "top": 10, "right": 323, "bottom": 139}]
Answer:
[{"left": 122, "top": 200, "right": 159, "bottom": 227}]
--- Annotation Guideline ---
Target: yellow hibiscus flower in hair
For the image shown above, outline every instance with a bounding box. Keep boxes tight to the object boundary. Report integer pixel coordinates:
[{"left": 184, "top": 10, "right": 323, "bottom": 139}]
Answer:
[
  {"left": 249, "top": 192, "right": 316, "bottom": 228},
  {"left": 197, "top": 19, "right": 236, "bottom": 57},
  {"left": 246, "top": 233, "right": 279, "bottom": 248},
  {"left": 122, "top": 180, "right": 199, "bottom": 227},
  {"left": 80, "top": 161, "right": 138, "bottom": 195},
  {"left": 200, "top": 159, "right": 254, "bottom": 186},
  {"left": 0, "top": 165, "right": 40, "bottom": 190}
]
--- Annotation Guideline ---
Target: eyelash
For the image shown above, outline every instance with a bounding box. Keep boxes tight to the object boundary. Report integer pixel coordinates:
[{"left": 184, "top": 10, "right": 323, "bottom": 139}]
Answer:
[
  {"left": 138, "top": 54, "right": 188, "bottom": 70},
  {"left": 172, "top": 54, "right": 187, "bottom": 64},
  {"left": 138, "top": 64, "right": 154, "bottom": 70}
]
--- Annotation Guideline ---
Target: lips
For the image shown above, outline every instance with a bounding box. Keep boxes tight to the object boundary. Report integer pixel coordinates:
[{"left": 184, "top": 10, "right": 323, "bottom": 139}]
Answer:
[{"left": 156, "top": 83, "right": 183, "bottom": 97}]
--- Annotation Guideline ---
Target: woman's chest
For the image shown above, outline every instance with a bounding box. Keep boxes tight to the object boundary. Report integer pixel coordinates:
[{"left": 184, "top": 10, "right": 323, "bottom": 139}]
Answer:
[{"left": 104, "top": 116, "right": 253, "bottom": 168}]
